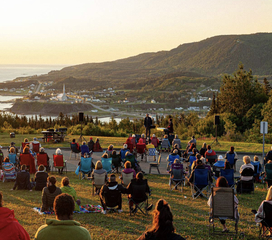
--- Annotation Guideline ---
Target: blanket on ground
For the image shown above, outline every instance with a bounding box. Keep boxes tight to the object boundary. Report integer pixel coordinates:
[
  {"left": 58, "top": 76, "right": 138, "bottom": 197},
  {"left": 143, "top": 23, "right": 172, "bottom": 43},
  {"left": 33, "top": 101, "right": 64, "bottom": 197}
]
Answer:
[{"left": 33, "top": 204, "right": 102, "bottom": 215}]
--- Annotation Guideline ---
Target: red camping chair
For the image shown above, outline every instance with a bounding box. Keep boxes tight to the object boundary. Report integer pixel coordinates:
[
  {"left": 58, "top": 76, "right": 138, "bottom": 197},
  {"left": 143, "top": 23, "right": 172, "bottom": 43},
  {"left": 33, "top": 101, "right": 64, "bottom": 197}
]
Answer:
[
  {"left": 53, "top": 154, "right": 67, "bottom": 174},
  {"left": 32, "top": 143, "right": 40, "bottom": 153},
  {"left": 19, "top": 153, "right": 36, "bottom": 174},
  {"left": 37, "top": 153, "right": 49, "bottom": 168}
]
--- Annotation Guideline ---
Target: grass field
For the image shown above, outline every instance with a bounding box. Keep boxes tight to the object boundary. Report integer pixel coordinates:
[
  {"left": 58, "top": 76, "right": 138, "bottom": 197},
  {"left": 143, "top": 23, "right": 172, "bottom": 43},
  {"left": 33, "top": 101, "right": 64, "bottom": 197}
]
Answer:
[
  {"left": 0, "top": 172, "right": 267, "bottom": 239},
  {"left": 1, "top": 133, "right": 270, "bottom": 154}
]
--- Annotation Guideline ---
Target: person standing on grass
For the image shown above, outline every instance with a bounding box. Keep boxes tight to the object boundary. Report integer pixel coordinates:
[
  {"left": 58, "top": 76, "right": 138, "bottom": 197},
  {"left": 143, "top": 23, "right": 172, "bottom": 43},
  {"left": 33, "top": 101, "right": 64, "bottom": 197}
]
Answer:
[
  {"left": 137, "top": 199, "right": 185, "bottom": 240},
  {"left": 0, "top": 191, "right": 30, "bottom": 240},
  {"left": 35, "top": 193, "right": 91, "bottom": 240},
  {"left": 144, "top": 114, "right": 152, "bottom": 139}
]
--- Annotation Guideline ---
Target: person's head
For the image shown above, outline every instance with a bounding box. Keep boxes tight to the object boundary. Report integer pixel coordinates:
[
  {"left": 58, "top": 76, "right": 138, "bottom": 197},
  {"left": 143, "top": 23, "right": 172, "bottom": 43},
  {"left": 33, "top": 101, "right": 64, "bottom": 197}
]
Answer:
[
  {"left": 164, "top": 135, "right": 168, "bottom": 139},
  {"left": 207, "top": 145, "right": 211, "bottom": 150},
  {"left": 54, "top": 193, "right": 74, "bottom": 220},
  {"left": 243, "top": 155, "right": 251, "bottom": 164},
  {"left": 0, "top": 192, "right": 2, "bottom": 207},
  {"left": 218, "top": 155, "right": 224, "bottom": 161},
  {"left": 141, "top": 134, "right": 145, "bottom": 138},
  {"left": 216, "top": 176, "right": 229, "bottom": 187},
  {"left": 24, "top": 138, "right": 29, "bottom": 143},
  {"left": 124, "top": 161, "right": 131, "bottom": 169},
  {"left": 230, "top": 146, "right": 234, "bottom": 152},
  {"left": 33, "top": 137, "right": 37, "bottom": 141},
  {"left": 174, "top": 159, "right": 179, "bottom": 164},
  {"left": 136, "top": 172, "right": 143, "bottom": 181},
  {"left": 95, "top": 160, "right": 103, "bottom": 170},
  {"left": 266, "top": 186, "right": 272, "bottom": 201},
  {"left": 3, "top": 157, "right": 9, "bottom": 163},
  {"left": 10, "top": 142, "right": 15, "bottom": 146},
  {"left": 173, "top": 149, "right": 178, "bottom": 155},
  {"left": 102, "top": 153, "right": 108, "bottom": 158},
  {"left": 146, "top": 113, "right": 149, "bottom": 117},
  {"left": 90, "top": 137, "right": 93, "bottom": 141},
  {"left": 38, "top": 165, "right": 45, "bottom": 171},
  {"left": 192, "top": 136, "right": 195, "bottom": 139},
  {"left": 72, "top": 139, "right": 76, "bottom": 143},
  {"left": 132, "top": 134, "right": 136, "bottom": 138},
  {"left": 112, "top": 150, "right": 117, "bottom": 156},
  {"left": 123, "top": 144, "right": 128, "bottom": 149},
  {"left": 109, "top": 174, "right": 116, "bottom": 182},
  {"left": 40, "top": 147, "right": 45, "bottom": 153},
  {"left": 192, "top": 148, "right": 196, "bottom": 155},
  {"left": 174, "top": 144, "right": 178, "bottom": 149},
  {"left": 9, "top": 147, "right": 15, "bottom": 153},
  {"left": 254, "top": 155, "right": 259, "bottom": 162},
  {"left": 174, "top": 134, "right": 178, "bottom": 139},
  {"left": 150, "top": 199, "right": 174, "bottom": 236},
  {"left": 202, "top": 142, "right": 206, "bottom": 148},
  {"left": 268, "top": 160, "right": 272, "bottom": 164},
  {"left": 108, "top": 144, "right": 113, "bottom": 150},
  {"left": 96, "top": 138, "right": 99, "bottom": 142},
  {"left": 56, "top": 148, "right": 62, "bottom": 155},
  {"left": 196, "top": 153, "right": 201, "bottom": 160},
  {"left": 152, "top": 134, "right": 156, "bottom": 138},
  {"left": 23, "top": 147, "right": 29, "bottom": 154},
  {"left": 61, "top": 177, "right": 69, "bottom": 187},
  {"left": 224, "top": 161, "right": 231, "bottom": 169},
  {"left": 47, "top": 176, "right": 57, "bottom": 186},
  {"left": 82, "top": 141, "right": 86, "bottom": 145},
  {"left": 196, "top": 159, "right": 202, "bottom": 166}
]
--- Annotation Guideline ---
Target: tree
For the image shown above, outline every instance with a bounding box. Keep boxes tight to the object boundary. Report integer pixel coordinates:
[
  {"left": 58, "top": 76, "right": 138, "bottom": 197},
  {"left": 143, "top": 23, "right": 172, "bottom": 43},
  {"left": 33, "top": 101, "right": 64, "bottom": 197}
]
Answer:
[
  {"left": 207, "top": 92, "right": 217, "bottom": 117},
  {"left": 263, "top": 78, "right": 271, "bottom": 96},
  {"left": 218, "top": 64, "right": 267, "bottom": 118}
]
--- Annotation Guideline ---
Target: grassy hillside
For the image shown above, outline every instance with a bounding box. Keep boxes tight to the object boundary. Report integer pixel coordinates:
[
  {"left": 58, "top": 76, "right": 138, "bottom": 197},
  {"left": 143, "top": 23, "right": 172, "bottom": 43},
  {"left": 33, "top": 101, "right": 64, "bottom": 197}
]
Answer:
[{"left": 26, "top": 32, "right": 272, "bottom": 91}]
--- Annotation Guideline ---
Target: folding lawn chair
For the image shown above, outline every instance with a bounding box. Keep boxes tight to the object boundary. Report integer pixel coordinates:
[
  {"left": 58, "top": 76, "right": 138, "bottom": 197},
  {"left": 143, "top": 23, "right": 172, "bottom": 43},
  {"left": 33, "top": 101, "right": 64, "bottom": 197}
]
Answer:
[
  {"left": 147, "top": 148, "right": 158, "bottom": 163},
  {"left": 209, "top": 187, "right": 238, "bottom": 236},
  {"left": 121, "top": 172, "right": 133, "bottom": 187},
  {"left": 136, "top": 144, "right": 146, "bottom": 162},
  {"left": 206, "top": 155, "right": 218, "bottom": 167},
  {"left": 220, "top": 169, "right": 235, "bottom": 188},
  {"left": 258, "top": 202, "right": 272, "bottom": 238},
  {"left": 167, "top": 154, "right": 180, "bottom": 171},
  {"left": 92, "top": 172, "right": 106, "bottom": 195},
  {"left": 149, "top": 153, "right": 161, "bottom": 174},
  {"left": 161, "top": 139, "right": 170, "bottom": 152},
  {"left": 238, "top": 167, "right": 254, "bottom": 194},
  {"left": 169, "top": 162, "right": 184, "bottom": 192},
  {"left": 53, "top": 154, "right": 67, "bottom": 174},
  {"left": 101, "top": 157, "right": 112, "bottom": 173},
  {"left": 37, "top": 153, "right": 49, "bottom": 170},
  {"left": 264, "top": 163, "right": 272, "bottom": 188},
  {"left": 32, "top": 143, "right": 40, "bottom": 153},
  {"left": 2, "top": 162, "right": 16, "bottom": 182},
  {"left": 190, "top": 168, "right": 211, "bottom": 199},
  {"left": 120, "top": 149, "right": 130, "bottom": 162},
  {"left": 70, "top": 143, "right": 80, "bottom": 160},
  {"left": 78, "top": 157, "right": 93, "bottom": 180}
]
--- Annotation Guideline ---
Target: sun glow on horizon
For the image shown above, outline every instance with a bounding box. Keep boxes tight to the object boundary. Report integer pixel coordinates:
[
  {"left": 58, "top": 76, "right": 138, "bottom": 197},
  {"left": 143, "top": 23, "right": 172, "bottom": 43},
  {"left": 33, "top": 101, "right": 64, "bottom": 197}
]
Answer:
[{"left": 1, "top": 0, "right": 272, "bottom": 65}]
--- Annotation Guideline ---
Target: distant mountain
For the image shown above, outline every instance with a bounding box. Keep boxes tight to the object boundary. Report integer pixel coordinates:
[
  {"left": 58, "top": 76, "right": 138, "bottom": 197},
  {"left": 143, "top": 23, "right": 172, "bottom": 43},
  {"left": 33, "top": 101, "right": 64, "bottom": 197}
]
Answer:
[{"left": 32, "top": 32, "right": 272, "bottom": 90}]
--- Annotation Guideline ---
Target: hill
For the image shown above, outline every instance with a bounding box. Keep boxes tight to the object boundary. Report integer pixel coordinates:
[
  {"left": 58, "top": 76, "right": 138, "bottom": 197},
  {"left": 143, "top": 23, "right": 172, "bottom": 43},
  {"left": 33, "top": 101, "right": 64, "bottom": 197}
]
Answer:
[{"left": 27, "top": 32, "right": 272, "bottom": 91}]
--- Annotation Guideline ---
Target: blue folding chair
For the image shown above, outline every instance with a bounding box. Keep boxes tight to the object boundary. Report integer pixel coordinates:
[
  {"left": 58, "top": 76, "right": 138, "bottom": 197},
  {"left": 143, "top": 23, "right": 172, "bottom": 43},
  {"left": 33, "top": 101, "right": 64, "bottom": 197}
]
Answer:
[
  {"left": 190, "top": 168, "right": 211, "bottom": 199},
  {"left": 78, "top": 157, "right": 93, "bottom": 180},
  {"left": 8, "top": 153, "right": 17, "bottom": 165},
  {"left": 101, "top": 157, "right": 112, "bottom": 173},
  {"left": 226, "top": 153, "right": 236, "bottom": 168},
  {"left": 167, "top": 154, "right": 180, "bottom": 170},
  {"left": 220, "top": 169, "right": 235, "bottom": 188},
  {"left": 120, "top": 149, "right": 130, "bottom": 162}
]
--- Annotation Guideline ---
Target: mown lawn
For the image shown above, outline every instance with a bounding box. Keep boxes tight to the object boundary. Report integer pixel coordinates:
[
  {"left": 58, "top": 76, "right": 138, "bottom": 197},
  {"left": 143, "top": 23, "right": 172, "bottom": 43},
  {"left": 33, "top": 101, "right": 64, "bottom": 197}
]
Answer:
[
  {"left": 0, "top": 133, "right": 270, "bottom": 154},
  {"left": 0, "top": 172, "right": 267, "bottom": 239}
]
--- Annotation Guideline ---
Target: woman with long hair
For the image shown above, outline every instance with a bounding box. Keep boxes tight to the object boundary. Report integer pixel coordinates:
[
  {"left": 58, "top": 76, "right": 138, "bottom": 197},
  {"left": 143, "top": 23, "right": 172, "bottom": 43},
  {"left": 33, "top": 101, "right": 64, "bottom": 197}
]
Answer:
[{"left": 138, "top": 199, "right": 185, "bottom": 240}]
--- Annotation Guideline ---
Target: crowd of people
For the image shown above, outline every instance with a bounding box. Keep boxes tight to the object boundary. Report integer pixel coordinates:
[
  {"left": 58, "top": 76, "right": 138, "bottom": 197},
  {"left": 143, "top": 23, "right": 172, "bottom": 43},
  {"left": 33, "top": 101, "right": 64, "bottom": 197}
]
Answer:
[{"left": 1, "top": 132, "right": 272, "bottom": 239}]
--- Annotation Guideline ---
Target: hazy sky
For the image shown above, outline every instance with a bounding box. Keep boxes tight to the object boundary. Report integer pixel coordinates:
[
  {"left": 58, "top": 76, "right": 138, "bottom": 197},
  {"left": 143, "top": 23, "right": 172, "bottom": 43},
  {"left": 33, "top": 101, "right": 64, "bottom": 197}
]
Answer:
[{"left": 1, "top": 0, "right": 271, "bottom": 65}]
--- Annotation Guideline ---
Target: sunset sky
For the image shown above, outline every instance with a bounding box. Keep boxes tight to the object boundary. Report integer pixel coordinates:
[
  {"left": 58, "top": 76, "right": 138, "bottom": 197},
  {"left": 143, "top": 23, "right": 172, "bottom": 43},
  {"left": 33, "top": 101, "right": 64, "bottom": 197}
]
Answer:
[{"left": 1, "top": 0, "right": 271, "bottom": 65}]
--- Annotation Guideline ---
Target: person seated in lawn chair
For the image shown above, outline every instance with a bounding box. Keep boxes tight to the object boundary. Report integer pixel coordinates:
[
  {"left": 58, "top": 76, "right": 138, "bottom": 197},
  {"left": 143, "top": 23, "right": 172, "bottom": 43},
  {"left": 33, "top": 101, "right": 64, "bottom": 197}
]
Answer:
[
  {"left": 120, "top": 144, "right": 130, "bottom": 162},
  {"left": 99, "top": 174, "right": 127, "bottom": 214},
  {"left": 35, "top": 193, "right": 91, "bottom": 240},
  {"left": 171, "top": 144, "right": 184, "bottom": 158},
  {"left": 127, "top": 172, "right": 151, "bottom": 213},
  {"left": 167, "top": 149, "right": 181, "bottom": 171},
  {"left": 71, "top": 139, "right": 81, "bottom": 153},
  {"left": 188, "top": 159, "right": 213, "bottom": 197},
  {"left": 7, "top": 141, "right": 19, "bottom": 155},
  {"left": 125, "top": 151, "right": 142, "bottom": 173},
  {"left": 252, "top": 155, "right": 262, "bottom": 183},
  {"left": 80, "top": 141, "right": 90, "bottom": 157},
  {"left": 111, "top": 150, "right": 122, "bottom": 173}
]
